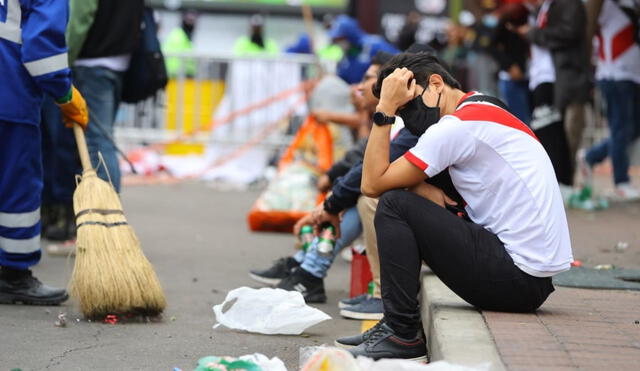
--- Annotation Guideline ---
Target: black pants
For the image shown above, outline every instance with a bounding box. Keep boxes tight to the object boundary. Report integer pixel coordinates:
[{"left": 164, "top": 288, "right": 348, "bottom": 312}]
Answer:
[
  {"left": 531, "top": 83, "right": 573, "bottom": 186},
  {"left": 375, "top": 190, "right": 555, "bottom": 338}
]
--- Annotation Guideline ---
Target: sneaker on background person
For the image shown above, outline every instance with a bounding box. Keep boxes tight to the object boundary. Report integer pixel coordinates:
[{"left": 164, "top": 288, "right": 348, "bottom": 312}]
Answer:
[
  {"left": 610, "top": 183, "right": 640, "bottom": 202},
  {"left": 276, "top": 267, "right": 327, "bottom": 303},
  {"left": 576, "top": 148, "right": 593, "bottom": 187},
  {"left": 340, "top": 247, "right": 353, "bottom": 262},
  {"left": 249, "top": 256, "right": 300, "bottom": 286},
  {"left": 340, "top": 296, "right": 383, "bottom": 320},
  {"left": 45, "top": 240, "right": 76, "bottom": 257},
  {"left": 338, "top": 293, "right": 368, "bottom": 309}
]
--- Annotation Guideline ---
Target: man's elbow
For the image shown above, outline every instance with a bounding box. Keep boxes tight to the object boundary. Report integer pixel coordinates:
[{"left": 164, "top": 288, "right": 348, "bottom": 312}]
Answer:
[{"left": 361, "top": 182, "right": 381, "bottom": 198}]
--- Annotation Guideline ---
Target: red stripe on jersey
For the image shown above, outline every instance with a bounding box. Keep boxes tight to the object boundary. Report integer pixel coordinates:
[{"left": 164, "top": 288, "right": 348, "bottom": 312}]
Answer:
[
  {"left": 404, "top": 151, "right": 429, "bottom": 171},
  {"left": 611, "top": 24, "right": 635, "bottom": 60},
  {"left": 452, "top": 104, "right": 539, "bottom": 142}
]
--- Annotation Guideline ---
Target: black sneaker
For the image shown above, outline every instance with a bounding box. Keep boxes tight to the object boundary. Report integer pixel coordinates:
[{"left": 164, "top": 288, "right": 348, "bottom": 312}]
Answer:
[
  {"left": 335, "top": 318, "right": 386, "bottom": 348},
  {"left": 0, "top": 268, "right": 68, "bottom": 305},
  {"left": 348, "top": 322, "right": 428, "bottom": 361},
  {"left": 249, "top": 256, "right": 300, "bottom": 286},
  {"left": 276, "top": 267, "right": 327, "bottom": 303}
]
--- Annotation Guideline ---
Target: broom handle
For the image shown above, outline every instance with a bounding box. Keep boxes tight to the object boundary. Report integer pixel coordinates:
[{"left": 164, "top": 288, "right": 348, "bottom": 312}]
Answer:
[{"left": 73, "top": 123, "right": 93, "bottom": 172}]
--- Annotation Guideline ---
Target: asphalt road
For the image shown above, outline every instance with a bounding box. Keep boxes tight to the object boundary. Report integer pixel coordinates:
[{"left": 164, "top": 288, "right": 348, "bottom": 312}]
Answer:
[{"left": 0, "top": 183, "right": 360, "bottom": 370}]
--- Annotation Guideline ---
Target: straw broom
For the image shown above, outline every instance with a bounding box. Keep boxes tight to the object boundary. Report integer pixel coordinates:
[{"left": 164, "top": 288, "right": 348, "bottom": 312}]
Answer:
[{"left": 68, "top": 123, "right": 166, "bottom": 319}]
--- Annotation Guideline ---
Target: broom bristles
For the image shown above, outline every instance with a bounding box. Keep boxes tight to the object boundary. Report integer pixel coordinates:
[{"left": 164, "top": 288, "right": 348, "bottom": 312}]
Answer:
[{"left": 69, "top": 170, "right": 166, "bottom": 318}]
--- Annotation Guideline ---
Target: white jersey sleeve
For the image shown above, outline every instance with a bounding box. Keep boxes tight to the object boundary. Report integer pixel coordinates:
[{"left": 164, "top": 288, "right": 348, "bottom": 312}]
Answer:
[{"left": 404, "top": 116, "right": 476, "bottom": 178}]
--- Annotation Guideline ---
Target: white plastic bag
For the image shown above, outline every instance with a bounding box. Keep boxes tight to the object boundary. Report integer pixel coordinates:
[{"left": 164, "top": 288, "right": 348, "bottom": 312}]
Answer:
[
  {"left": 213, "top": 287, "right": 331, "bottom": 335},
  {"left": 238, "top": 353, "right": 288, "bottom": 371}
]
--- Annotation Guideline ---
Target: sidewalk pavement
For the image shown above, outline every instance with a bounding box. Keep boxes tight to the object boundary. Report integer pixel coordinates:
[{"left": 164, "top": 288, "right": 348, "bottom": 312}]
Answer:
[{"left": 422, "top": 273, "right": 640, "bottom": 370}]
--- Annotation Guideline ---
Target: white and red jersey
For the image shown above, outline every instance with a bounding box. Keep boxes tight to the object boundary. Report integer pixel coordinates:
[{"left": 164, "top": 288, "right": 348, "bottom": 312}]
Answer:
[
  {"left": 595, "top": 0, "right": 640, "bottom": 83},
  {"left": 528, "top": 0, "right": 556, "bottom": 90},
  {"left": 404, "top": 92, "right": 573, "bottom": 277}
]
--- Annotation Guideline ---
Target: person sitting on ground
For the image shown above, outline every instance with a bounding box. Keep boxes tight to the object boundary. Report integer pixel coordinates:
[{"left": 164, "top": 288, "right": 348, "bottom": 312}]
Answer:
[
  {"left": 307, "top": 46, "right": 462, "bottom": 322},
  {"left": 248, "top": 53, "right": 393, "bottom": 302},
  {"left": 337, "top": 53, "right": 573, "bottom": 361}
]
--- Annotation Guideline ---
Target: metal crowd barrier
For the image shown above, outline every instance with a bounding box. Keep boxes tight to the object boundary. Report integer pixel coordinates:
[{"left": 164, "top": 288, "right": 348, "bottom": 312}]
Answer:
[{"left": 114, "top": 52, "right": 332, "bottom": 154}]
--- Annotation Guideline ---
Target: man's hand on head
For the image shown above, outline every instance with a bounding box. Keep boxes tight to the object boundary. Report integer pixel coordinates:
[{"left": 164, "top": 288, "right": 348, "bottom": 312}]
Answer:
[{"left": 377, "top": 67, "right": 417, "bottom": 116}]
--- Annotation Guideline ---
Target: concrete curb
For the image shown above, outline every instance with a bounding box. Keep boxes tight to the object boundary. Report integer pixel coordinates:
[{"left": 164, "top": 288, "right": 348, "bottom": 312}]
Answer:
[{"left": 420, "top": 272, "right": 506, "bottom": 371}]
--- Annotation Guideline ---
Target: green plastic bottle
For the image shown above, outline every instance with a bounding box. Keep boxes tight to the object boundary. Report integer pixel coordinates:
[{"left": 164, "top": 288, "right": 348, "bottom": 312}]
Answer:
[
  {"left": 316, "top": 224, "right": 336, "bottom": 256},
  {"left": 299, "top": 225, "right": 314, "bottom": 252}
]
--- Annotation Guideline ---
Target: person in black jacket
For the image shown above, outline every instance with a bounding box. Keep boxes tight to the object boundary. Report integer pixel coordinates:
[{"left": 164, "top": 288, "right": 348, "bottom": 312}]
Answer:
[
  {"left": 67, "top": 0, "right": 145, "bottom": 193},
  {"left": 515, "top": 0, "right": 590, "bottom": 198}
]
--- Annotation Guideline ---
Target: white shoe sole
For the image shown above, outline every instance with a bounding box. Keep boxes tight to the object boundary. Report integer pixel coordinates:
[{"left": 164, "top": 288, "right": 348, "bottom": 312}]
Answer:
[
  {"left": 339, "top": 308, "right": 384, "bottom": 320},
  {"left": 333, "top": 340, "right": 357, "bottom": 349},
  {"left": 248, "top": 273, "right": 281, "bottom": 286},
  {"left": 406, "top": 355, "right": 428, "bottom": 363}
]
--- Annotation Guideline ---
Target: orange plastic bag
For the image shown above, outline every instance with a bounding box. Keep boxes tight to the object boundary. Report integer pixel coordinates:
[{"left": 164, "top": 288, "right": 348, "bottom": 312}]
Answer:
[{"left": 247, "top": 116, "right": 333, "bottom": 233}]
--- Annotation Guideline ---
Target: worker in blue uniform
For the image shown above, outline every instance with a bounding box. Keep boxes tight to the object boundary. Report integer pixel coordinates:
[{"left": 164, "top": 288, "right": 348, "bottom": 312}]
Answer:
[
  {"left": 0, "top": 0, "right": 88, "bottom": 305},
  {"left": 328, "top": 15, "right": 398, "bottom": 84}
]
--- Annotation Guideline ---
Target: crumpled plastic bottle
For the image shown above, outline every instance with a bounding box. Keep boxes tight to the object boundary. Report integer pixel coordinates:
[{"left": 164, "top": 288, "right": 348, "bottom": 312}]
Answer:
[{"left": 194, "top": 356, "right": 262, "bottom": 371}]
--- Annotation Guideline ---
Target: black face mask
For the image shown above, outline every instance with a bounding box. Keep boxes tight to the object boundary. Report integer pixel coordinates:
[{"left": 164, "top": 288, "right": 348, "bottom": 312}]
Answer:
[{"left": 398, "top": 85, "right": 441, "bottom": 137}]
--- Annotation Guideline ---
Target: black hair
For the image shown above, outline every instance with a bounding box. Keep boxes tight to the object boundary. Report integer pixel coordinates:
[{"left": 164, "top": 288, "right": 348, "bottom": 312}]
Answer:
[
  {"left": 371, "top": 51, "right": 393, "bottom": 66},
  {"left": 372, "top": 52, "right": 462, "bottom": 98}
]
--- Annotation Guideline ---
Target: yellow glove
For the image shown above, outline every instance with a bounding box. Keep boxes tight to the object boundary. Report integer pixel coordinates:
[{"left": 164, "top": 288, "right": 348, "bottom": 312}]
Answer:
[{"left": 56, "top": 85, "right": 89, "bottom": 129}]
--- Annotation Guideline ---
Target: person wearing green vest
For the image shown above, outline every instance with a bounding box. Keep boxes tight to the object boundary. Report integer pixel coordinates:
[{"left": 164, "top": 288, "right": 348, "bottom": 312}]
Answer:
[
  {"left": 233, "top": 14, "right": 279, "bottom": 56},
  {"left": 163, "top": 9, "right": 198, "bottom": 78}
]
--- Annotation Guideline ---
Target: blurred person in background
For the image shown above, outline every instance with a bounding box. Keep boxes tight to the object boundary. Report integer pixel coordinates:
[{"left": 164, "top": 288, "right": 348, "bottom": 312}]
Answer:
[
  {"left": 284, "top": 14, "right": 343, "bottom": 63},
  {"left": 234, "top": 14, "right": 278, "bottom": 56},
  {"left": 396, "top": 11, "right": 422, "bottom": 51},
  {"left": 328, "top": 15, "right": 398, "bottom": 84},
  {"left": 462, "top": 1, "right": 501, "bottom": 96},
  {"left": 440, "top": 21, "right": 470, "bottom": 90},
  {"left": 491, "top": 1, "right": 531, "bottom": 124},
  {"left": 515, "top": 0, "right": 590, "bottom": 200},
  {"left": 163, "top": 9, "right": 198, "bottom": 78},
  {"left": 67, "top": 0, "right": 145, "bottom": 193},
  {"left": 1, "top": 0, "right": 88, "bottom": 304},
  {"left": 578, "top": 0, "right": 640, "bottom": 200}
]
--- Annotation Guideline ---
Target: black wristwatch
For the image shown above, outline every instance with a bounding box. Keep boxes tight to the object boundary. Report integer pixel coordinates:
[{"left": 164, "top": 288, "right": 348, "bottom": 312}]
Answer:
[{"left": 373, "top": 111, "right": 396, "bottom": 126}]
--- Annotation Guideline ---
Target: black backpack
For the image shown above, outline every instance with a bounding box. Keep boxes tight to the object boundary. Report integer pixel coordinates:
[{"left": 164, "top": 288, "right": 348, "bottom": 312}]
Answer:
[{"left": 121, "top": 8, "right": 168, "bottom": 104}]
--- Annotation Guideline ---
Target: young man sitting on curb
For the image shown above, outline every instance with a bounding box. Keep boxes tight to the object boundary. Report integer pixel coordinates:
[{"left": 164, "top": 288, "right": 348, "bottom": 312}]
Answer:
[{"left": 337, "top": 53, "right": 573, "bottom": 361}]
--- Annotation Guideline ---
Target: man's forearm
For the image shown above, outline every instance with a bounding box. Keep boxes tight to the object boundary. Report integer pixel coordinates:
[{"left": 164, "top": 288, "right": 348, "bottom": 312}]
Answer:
[{"left": 362, "top": 123, "right": 392, "bottom": 195}]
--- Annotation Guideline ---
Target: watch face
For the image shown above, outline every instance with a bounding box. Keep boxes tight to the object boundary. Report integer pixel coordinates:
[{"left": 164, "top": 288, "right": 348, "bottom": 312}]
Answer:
[{"left": 373, "top": 111, "right": 386, "bottom": 125}]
